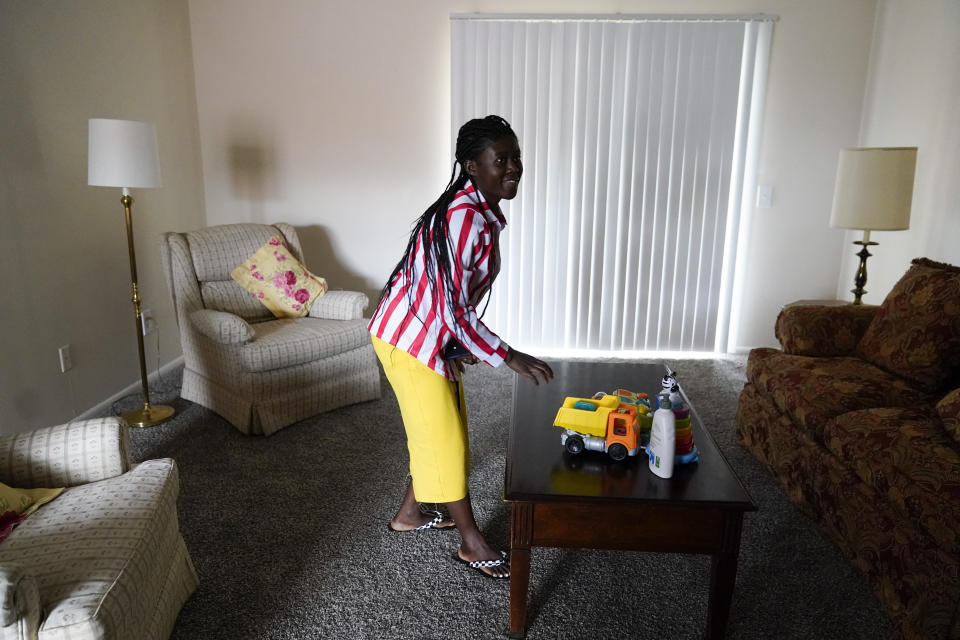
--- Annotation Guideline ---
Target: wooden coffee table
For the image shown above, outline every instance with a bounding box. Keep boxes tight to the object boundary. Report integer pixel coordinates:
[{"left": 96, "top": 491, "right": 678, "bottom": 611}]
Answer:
[{"left": 504, "top": 361, "right": 756, "bottom": 638}]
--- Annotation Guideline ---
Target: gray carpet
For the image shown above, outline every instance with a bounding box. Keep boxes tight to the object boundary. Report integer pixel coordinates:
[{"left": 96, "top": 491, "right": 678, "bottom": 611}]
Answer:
[{"left": 117, "top": 358, "right": 895, "bottom": 639}]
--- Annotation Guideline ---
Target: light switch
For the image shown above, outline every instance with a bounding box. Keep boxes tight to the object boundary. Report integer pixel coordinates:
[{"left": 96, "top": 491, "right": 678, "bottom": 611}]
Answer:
[{"left": 756, "top": 185, "right": 773, "bottom": 208}]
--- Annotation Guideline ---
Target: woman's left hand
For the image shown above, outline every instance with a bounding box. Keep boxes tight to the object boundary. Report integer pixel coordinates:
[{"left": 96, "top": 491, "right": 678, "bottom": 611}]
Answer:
[{"left": 505, "top": 348, "right": 554, "bottom": 385}]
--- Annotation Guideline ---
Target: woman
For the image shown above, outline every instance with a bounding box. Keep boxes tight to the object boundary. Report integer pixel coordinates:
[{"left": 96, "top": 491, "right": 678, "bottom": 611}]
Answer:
[{"left": 369, "top": 115, "right": 553, "bottom": 579}]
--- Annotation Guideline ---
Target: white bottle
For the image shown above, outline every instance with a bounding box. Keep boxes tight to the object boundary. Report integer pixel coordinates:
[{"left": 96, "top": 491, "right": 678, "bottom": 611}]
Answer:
[{"left": 648, "top": 393, "right": 676, "bottom": 479}]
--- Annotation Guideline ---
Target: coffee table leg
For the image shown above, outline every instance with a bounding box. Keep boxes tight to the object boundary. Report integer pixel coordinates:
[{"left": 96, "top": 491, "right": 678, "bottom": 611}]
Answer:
[
  {"left": 509, "top": 501, "right": 533, "bottom": 638},
  {"left": 706, "top": 512, "right": 744, "bottom": 639}
]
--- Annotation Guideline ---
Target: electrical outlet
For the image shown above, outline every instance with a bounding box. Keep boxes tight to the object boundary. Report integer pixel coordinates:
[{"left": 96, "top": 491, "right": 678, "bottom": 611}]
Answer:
[
  {"left": 141, "top": 308, "right": 157, "bottom": 335},
  {"left": 58, "top": 345, "right": 72, "bottom": 373}
]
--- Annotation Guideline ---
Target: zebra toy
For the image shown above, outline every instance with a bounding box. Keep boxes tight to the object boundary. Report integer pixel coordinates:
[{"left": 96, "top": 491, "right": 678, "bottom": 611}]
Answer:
[{"left": 661, "top": 370, "right": 684, "bottom": 409}]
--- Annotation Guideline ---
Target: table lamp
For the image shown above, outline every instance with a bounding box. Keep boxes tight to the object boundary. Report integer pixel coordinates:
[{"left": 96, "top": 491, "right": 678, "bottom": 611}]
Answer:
[
  {"left": 829, "top": 146, "right": 917, "bottom": 305},
  {"left": 88, "top": 118, "right": 175, "bottom": 427}
]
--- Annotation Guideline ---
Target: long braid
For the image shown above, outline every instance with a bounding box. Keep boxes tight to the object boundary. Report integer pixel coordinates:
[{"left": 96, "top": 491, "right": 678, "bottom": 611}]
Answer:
[{"left": 377, "top": 116, "right": 516, "bottom": 340}]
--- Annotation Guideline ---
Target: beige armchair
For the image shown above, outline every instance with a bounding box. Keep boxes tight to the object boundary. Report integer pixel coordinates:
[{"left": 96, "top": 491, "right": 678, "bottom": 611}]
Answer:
[
  {"left": 0, "top": 417, "right": 197, "bottom": 640},
  {"left": 160, "top": 223, "right": 381, "bottom": 436}
]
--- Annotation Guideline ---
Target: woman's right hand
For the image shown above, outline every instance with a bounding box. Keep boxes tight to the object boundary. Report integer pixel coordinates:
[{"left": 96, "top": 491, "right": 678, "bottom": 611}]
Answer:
[
  {"left": 505, "top": 348, "right": 553, "bottom": 385},
  {"left": 448, "top": 353, "right": 479, "bottom": 373}
]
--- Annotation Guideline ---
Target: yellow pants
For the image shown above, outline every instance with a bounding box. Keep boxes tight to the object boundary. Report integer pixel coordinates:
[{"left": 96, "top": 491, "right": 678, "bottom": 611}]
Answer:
[{"left": 372, "top": 336, "right": 470, "bottom": 502}]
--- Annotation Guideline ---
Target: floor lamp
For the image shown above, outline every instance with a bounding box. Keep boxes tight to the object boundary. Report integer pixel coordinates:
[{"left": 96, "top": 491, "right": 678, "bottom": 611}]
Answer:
[
  {"left": 88, "top": 118, "right": 175, "bottom": 428},
  {"left": 829, "top": 147, "right": 917, "bottom": 305}
]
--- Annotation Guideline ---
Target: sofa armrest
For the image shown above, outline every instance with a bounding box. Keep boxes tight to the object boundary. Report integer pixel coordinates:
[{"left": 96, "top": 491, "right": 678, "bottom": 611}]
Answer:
[
  {"left": 775, "top": 304, "right": 879, "bottom": 357},
  {"left": 937, "top": 387, "right": 960, "bottom": 446},
  {"left": 0, "top": 418, "right": 130, "bottom": 489},
  {"left": 0, "top": 564, "right": 40, "bottom": 637},
  {"left": 308, "top": 290, "right": 370, "bottom": 321},
  {"left": 189, "top": 309, "right": 254, "bottom": 344}
]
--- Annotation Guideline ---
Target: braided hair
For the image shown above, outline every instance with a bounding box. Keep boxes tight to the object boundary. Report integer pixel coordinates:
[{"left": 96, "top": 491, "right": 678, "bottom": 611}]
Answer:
[{"left": 378, "top": 115, "right": 517, "bottom": 340}]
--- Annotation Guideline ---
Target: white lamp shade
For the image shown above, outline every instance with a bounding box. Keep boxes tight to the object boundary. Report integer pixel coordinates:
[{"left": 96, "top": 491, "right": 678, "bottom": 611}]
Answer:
[
  {"left": 829, "top": 147, "right": 916, "bottom": 231},
  {"left": 88, "top": 118, "right": 161, "bottom": 189}
]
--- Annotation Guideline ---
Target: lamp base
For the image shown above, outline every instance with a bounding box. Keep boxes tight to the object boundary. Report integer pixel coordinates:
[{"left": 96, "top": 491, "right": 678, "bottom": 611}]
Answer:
[
  {"left": 122, "top": 404, "right": 175, "bottom": 428},
  {"left": 850, "top": 239, "right": 878, "bottom": 305}
]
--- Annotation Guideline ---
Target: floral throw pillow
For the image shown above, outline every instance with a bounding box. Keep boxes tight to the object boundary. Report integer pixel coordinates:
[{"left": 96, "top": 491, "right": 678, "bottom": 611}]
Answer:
[
  {"left": 231, "top": 236, "right": 327, "bottom": 318},
  {"left": 0, "top": 482, "right": 64, "bottom": 543}
]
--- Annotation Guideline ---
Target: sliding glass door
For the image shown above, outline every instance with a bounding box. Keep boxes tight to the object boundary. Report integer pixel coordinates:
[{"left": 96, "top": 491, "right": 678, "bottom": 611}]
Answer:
[{"left": 452, "top": 15, "right": 773, "bottom": 353}]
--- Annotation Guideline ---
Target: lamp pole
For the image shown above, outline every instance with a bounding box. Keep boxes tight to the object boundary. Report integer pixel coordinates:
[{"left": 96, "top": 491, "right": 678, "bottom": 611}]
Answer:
[
  {"left": 850, "top": 234, "right": 877, "bottom": 305},
  {"left": 120, "top": 190, "right": 174, "bottom": 426},
  {"left": 88, "top": 119, "right": 175, "bottom": 428}
]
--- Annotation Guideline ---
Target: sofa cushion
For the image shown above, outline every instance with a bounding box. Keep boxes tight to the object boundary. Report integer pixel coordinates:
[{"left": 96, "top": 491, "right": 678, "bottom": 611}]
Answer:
[
  {"left": 824, "top": 407, "right": 960, "bottom": 552},
  {"left": 746, "top": 348, "right": 930, "bottom": 442},
  {"left": 856, "top": 258, "right": 960, "bottom": 393},
  {"left": 937, "top": 387, "right": 960, "bottom": 446},
  {"left": 242, "top": 317, "right": 371, "bottom": 372}
]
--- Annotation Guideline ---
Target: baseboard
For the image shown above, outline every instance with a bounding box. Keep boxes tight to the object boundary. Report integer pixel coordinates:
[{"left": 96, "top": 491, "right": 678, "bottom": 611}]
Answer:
[{"left": 76, "top": 356, "right": 184, "bottom": 420}]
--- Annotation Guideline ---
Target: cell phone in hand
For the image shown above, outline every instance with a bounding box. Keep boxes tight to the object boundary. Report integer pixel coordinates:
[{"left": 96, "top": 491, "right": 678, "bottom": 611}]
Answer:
[{"left": 442, "top": 339, "right": 471, "bottom": 359}]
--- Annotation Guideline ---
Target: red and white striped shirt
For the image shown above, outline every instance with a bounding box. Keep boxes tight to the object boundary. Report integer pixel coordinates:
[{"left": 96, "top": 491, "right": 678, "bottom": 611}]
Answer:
[{"left": 368, "top": 181, "right": 510, "bottom": 380}]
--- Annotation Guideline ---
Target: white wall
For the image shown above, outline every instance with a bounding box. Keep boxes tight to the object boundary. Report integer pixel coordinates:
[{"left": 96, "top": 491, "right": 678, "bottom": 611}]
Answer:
[
  {"left": 188, "top": 0, "right": 878, "bottom": 352},
  {"left": 837, "top": 0, "right": 960, "bottom": 300},
  {"left": 15, "top": 0, "right": 949, "bottom": 434},
  {"left": 0, "top": 1, "right": 206, "bottom": 435}
]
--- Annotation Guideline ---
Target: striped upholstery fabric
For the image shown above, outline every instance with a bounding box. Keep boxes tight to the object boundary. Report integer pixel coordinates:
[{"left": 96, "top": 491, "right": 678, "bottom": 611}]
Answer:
[
  {"left": 186, "top": 223, "right": 304, "bottom": 282},
  {"left": 0, "top": 565, "right": 40, "bottom": 639},
  {"left": 242, "top": 317, "right": 370, "bottom": 372},
  {"left": 0, "top": 419, "right": 129, "bottom": 489},
  {"left": 0, "top": 420, "right": 197, "bottom": 640},
  {"left": 199, "top": 280, "right": 273, "bottom": 321},
  {"left": 160, "top": 223, "right": 381, "bottom": 435},
  {"left": 188, "top": 310, "right": 255, "bottom": 344},
  {"left": 307, "top": 290, "right": 370, "bottom": 321}
]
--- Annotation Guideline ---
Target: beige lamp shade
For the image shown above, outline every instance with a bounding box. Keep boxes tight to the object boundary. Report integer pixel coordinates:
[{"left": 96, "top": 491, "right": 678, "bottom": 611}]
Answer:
[
  {"left": 88, "top": 118, "right": 161, "bottom": 189},
  {"left": 829, "top": 147, "right": 916, "bottom": 231}
]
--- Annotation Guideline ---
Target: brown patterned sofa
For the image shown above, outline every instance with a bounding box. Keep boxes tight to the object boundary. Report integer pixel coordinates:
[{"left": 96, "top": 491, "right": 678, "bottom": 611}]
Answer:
[{"left": 736, "top": 258, "right": 960, "bottom": 640}]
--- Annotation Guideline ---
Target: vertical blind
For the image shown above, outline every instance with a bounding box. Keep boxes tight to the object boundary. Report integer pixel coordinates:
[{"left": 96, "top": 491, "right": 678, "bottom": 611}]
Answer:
[{"left": 451, "top": 15, "right": 773, "bottom": 353}]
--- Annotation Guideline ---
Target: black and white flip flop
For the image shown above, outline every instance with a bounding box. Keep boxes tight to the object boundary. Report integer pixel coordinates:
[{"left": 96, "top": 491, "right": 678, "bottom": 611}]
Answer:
[{"left": 453, "top": 550, "right": 510, "bottom": 579}]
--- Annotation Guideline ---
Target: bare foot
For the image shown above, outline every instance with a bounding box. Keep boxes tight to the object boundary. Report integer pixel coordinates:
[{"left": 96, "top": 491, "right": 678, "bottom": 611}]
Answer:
[
  {"left": 456, "top": 545, "right": 510, "bottom": 579},
  {"left": 389, "top": 509, "right": 455, "bottom": 532}
]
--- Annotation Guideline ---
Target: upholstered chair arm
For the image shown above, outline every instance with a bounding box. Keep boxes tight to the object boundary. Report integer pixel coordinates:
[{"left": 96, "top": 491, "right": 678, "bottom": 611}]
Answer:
[
  {"left": 937, "top": 387, "right": 960, "bottom": 446},
  {"left": 0, "top": 564, "right": 40, "bottom": 637},
  {"left": 775, "top": 304, "right": 879, "bottom": 357},
  {"left": 189, "top": 309, "right": 255, "bottom": 344},
  {"left": 0, "top": 418, "right": 130, "bottom": 489},
  {"left": 308, "top": 290, "right": 370, "bottom": 321}
]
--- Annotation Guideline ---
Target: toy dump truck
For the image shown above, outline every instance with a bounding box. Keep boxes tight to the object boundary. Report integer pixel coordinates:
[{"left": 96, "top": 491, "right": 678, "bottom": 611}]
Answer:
[{"left": 553, "top": 392, "right": 647, "bottom": 461}]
